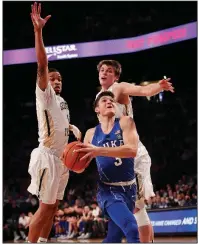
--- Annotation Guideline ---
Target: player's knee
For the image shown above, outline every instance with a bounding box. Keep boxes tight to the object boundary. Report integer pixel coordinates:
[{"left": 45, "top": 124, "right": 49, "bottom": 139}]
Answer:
[
  {"left": 40, "top": 202, "right": 58, "bottom": 217},
  {"left": 134, "top": 207, "right": 151, "bottom": 227},
  {"left": 138, "top": 224, "right": 152, "bottom": 242}
]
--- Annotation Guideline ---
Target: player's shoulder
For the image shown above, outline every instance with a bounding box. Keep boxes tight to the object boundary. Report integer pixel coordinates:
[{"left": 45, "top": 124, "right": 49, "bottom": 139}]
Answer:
[
  {"left": 112, "top": 82, "right": 127, "bottom": 95},
  {"left": 84, "top": 127, "right": 96, "bottom": 143},
  {"left": 36, "top": 83, "right": 55, "bottom": 102},
  {"left": 119, "top": 116, "right": 135, "bottom": 128},
  {"left": 86, "top": 127, "right": 96, "bottom": 136}
]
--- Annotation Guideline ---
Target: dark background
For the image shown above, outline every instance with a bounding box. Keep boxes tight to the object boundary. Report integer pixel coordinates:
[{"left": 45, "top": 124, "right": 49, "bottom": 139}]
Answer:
[{"left": 3, "top": 1, "right": 197, "bottom": 201}]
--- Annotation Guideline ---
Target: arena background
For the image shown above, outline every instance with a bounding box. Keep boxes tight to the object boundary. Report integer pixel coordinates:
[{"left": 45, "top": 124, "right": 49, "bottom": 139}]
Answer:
[{"left": 3, "top": 1, "right": 197, "bottom": 243}]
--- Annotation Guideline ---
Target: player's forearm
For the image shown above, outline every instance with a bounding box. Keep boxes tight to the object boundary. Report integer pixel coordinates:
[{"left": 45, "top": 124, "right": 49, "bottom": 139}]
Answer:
[
  {"left": 97, "top": 145, "right": 137, "bottom": 158},
  {"left": 35, "top": 29, "right": 48, "bottom": 67},
  {"left": 143, "top": 82, "right": 162, "bottom": 96}
]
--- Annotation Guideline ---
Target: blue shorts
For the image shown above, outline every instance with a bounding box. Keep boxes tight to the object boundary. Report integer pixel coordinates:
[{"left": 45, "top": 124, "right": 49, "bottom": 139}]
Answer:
[{"left": 97, "top": 182, "right": 137, "bottom": 217}]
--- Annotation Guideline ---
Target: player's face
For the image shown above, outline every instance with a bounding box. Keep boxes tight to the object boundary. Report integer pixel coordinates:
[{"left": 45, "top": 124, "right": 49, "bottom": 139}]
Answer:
[
  {"left": 99, "top": 65, "right": 118, "bottom": 87},
  {"left": 49, "top": 72, "right": 62, "bottom": 94},
  {"left": 96, "top": 96, "right": 116, "bottom": 116}
]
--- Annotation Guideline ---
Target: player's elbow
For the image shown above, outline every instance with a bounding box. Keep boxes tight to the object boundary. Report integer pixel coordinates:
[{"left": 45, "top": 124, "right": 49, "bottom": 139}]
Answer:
[
  {"left": 126, "top": 145, "right": 138, "bottom": 158},
  {"left": 131, "top": 148, "right": 138, "bottom": 158}
]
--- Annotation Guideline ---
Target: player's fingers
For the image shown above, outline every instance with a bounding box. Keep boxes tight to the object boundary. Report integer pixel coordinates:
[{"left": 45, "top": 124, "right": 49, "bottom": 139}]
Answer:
[
  {"left": 75, "top": 148, "right": 90, "bottom": 153},
  {"left": 76, "top": 143, "right": 83, "bottom": 147},
  {"left": 31, "top": 4, "right": 34, "bottom": 14},
  {"left": 74, "top": 148, "right": 83, "bottom": 153},
  {"left": 35, "top": 2, "right": 40, "bottom": 18},
  {"left": 76, "top": 143, "right": 90, "bottom": 148},
  {"left": 80, "top": 153, "right": 91, "bottom": 161},
  {"left": 30, "top": 13, "right": 37, "bottom": 26},
  {"left": 44, "top": 15, "right": 51, "bottom": 22},
  {"left": 38, "top": 3, "right": 41, "bottom": 15},
  {"left": 85, "top": 158, "right": 92, "bottom": 168},
  {"left": 78, "top": 133, "right": 82, "bottom": 141},
  {"left": 170, "top": 87, "right": 175, "bottom": 93},
  {"left": 33, "top": 2, "right": 37, "bottom": 15}
]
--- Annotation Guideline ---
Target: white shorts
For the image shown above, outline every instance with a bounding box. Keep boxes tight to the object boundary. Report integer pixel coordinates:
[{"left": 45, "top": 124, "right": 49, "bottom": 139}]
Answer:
[
  {"left": 135, "top": 150, "right": 155, "bottom": 201},
  {"left": 27, "top": 146, "right": 69, "bottom": 205}
]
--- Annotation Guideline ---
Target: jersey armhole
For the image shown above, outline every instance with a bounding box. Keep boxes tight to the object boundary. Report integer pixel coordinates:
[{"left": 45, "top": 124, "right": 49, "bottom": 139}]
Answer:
[
  {"left": 36, "top": 83, "right": 54, "bottom": 108},
  {"left": 91, "top": 127, "right": 97, "bottom": 144}
]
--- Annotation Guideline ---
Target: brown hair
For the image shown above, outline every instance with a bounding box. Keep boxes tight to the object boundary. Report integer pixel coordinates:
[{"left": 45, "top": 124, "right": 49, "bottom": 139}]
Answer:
[
  {"left": 93, "top": 91, "right": 115, "bottom": 110},
  {"left": 97, "top": 60, "right": 122, "bottom": 78}
]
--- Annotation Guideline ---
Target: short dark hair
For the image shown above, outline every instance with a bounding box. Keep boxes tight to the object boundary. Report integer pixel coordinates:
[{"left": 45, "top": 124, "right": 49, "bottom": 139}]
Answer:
[
  {"left": 93, "top": 91, "right": 115, "bottom": 110},
  {"left": 97, "top": 60, "right": 122, "bottom": 78},
  {"left": 48, "top": 68, "right": 60, "bottom": 73}
]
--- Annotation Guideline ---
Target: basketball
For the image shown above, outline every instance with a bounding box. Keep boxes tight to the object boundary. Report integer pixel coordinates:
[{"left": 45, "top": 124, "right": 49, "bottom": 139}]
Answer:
[{"left": 62, "top": 141, "right": 90, "bottom": 172}]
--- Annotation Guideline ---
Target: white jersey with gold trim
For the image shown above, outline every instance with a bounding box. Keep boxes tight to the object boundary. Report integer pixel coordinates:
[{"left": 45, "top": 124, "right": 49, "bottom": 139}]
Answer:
[{"left": 36, "top": 83, "right": 70, "bottom": 158}]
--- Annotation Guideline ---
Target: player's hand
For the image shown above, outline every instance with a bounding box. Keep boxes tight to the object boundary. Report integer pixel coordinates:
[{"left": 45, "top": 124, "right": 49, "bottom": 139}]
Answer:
[
  {"left": 69, "top": 124, "right": 82, "bottom": 141},
  {"left": 30, "top": 2, "right": 51, "bottom": 32},
  {"left": 75, "top": 143, "right": 97, "bottom": 164},
  {"left": 158, "top": 78, "right": 174, "bottom": 93}
]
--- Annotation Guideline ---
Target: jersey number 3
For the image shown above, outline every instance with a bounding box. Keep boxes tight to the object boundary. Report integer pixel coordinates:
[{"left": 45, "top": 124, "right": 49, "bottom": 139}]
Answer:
[{"left": 114, "top": 157, "right": 122, "bottom": 166}]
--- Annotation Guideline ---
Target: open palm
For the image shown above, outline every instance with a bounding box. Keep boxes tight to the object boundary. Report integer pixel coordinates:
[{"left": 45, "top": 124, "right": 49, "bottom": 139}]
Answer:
[{"left": 30, "top": 2, "right": 51, "bottom": 31}]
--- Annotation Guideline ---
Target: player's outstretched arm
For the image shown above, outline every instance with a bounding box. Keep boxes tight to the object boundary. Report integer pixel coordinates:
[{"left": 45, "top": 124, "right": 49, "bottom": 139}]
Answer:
[
  {"left": 119, "top": 78, "right": 174, "bottom": 97},
  {"left": 76, "top": 116, "right": 138, "bottom": 159},
  {"left": 30, "top": 2, "right": 51, "bottom": 91},
  {"left": 69, "top": 124, "right": 82, "bottom": 141}
]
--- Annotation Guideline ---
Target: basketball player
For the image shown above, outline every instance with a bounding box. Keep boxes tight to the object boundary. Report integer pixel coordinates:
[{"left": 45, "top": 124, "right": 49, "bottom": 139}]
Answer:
[
  {"left": 95, "top": 60, "right": 174, "bottom": 242},
  {"left": 27, "top": 3, "right": 81, "bottom": 243},
  {"left": 76, "top": 91, "right": 140, "bottom": 243}
]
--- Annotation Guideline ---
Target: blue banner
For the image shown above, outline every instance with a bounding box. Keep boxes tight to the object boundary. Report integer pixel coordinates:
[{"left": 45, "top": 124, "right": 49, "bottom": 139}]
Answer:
[{"left": 148, "top": 208, "right": 197, "bottom": 233}]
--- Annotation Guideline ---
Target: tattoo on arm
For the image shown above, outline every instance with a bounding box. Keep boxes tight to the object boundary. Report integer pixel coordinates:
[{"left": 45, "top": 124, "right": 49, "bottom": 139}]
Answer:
[{"left": 36, "top": 66, "right": 46, "bottom": 83}]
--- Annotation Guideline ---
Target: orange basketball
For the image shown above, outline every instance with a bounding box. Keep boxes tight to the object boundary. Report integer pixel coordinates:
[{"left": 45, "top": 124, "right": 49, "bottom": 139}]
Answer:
[{"left": 62, "top": 141, "right": 90, "bottom": 172}]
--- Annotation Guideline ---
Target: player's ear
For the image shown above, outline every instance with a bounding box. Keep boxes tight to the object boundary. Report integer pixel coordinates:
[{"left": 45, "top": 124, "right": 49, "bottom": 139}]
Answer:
[
  {"left": 95, "top": 106, "right": 99, "bottom": 114},
  {"left": 115, "top": 75, "right": 119, "bottom": 82}
]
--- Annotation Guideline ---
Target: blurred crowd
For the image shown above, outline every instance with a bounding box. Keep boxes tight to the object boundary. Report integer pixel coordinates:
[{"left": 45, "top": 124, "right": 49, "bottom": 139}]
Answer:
[
  {"left": 146, "top": 175, "right": 197, "bottom": 209},
  {"left": 3, "top": 173, "right": 197, "bottom": 242}
]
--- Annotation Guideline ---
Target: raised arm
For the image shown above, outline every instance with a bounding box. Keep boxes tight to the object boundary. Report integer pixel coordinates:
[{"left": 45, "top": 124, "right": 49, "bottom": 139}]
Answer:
[
  {"left": 31, "top": 2, "right": 51, "bottom": 91},
  {"left": 119, "top": 78, "right": 174, "bottom": 97}
]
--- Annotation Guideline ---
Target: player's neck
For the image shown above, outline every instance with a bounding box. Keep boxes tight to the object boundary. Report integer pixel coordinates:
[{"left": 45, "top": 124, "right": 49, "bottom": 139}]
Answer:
[
  {"left": 100, "top": 116, "right": 115, "bottom": 133},
  {"left": 101, "top": 82, "right": 115, "bottom": 91}
]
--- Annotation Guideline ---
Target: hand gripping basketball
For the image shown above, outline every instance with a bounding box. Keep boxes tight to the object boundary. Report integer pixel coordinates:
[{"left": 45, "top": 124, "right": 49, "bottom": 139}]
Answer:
[{"left": 61, "top": 141, "right": 91, "bottom": 173}]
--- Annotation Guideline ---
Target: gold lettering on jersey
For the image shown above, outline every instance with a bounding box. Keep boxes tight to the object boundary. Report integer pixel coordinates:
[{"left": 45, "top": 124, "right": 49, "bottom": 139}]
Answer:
[{"left": 60, "top": 101, "right": 69, "bottom": 110}]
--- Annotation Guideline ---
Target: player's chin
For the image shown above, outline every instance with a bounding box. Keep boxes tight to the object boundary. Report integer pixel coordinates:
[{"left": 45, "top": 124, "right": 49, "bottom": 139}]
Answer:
[
  {"left": 55, "top": 88, "right": 61, "bottom": 94},
  {"left": 106, "top": 110, "right": 115, "bottom": 117},
  {"left": 99, "top": 80, "right": 107, "bottom": 85}
]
